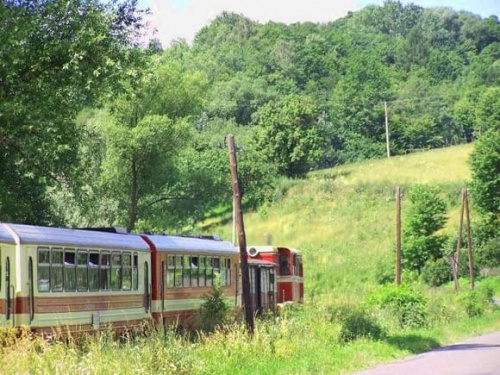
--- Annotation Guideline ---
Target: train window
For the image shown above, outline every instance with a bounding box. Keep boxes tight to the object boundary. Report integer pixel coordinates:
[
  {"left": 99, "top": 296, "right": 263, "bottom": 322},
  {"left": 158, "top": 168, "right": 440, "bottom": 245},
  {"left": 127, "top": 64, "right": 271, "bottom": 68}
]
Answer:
[
  {"left": 182, "top": 255, "right": 190, "bottom": 287},
  {"left": 51, "top": 248, "right": 63, "bottom": 292},
  {"left": 220, "top": 258, "right": 227, "bottom": 286},
  {"left": 111, "top": 252, "right": 122, "bottom": 291},
  {"left": 174, "top": 255, "right": 182, "bottom": 288},
  {"left": 76, "top": 250, "right": 88, "bottom": 292},
  {"left": 122, "top": 253, "right": 132, "bottom": 291},
  {"left": 206, "top": 257, "right": 213, "bottom": 287},
  {"left": 280, "top": 254, "right": 290, "bottom": 276},
  {"left": 269, "top": 269, "right": 275, "bottom": 292},
  {"left": 167, "top": 255, "right": 175, "bottom": 288},
  {"left": 100, "top": 252, "right": 111, "bottom": 290},
  {"left": 64, "top": 249, "right": 76, "bottom": 292},
  {"left": 37, "top": 247, "right": 50, "bottom": 292},
  {"left": 133, "top": 253, "right": 139, "bottom": 291},
  {"left": 89, "top": 252, "right": 99, "bottom": 291},
  {"left": 190, "top": 256, "right": 199, "bottom": 287},
  {"left": 198, "top": 256, "right": 206, "bottom": 287}
]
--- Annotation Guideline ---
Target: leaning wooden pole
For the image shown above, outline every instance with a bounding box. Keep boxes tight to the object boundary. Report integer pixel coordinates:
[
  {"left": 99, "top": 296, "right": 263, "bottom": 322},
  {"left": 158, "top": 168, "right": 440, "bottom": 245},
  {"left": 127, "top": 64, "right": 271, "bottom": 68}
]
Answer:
[
  {"left": 453, "top": 188, "right": 466, "bottom": 291},
  {"left": 227, "top": 134, "right": 254, "bottom": 334},
  {"left": 395, "top": 186, "right": 402, "bottom": 286},
  {"left": 464, "top": 189, "right": 475, "bottom": 290}
]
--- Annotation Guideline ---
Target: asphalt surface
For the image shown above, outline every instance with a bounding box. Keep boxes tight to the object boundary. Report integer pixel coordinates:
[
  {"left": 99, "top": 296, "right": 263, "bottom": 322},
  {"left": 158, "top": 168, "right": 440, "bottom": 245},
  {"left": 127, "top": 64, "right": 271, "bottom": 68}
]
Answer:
[{"left": 353, "top": 330, "right": 500, "bottom": 375}]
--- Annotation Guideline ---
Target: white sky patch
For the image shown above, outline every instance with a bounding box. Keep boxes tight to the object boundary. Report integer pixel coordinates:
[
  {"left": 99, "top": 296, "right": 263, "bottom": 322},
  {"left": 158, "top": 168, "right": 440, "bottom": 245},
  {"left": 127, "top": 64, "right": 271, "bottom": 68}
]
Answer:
[{"left": 149, "top": 0, "right": 359, "bottom": 46}]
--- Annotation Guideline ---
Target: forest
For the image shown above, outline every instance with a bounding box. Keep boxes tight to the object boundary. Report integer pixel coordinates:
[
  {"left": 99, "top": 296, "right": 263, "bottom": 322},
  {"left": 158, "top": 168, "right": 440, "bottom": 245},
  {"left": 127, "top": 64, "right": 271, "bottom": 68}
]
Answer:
[{"left": 1, "top": 0, "right": 499, "bottom": 233}]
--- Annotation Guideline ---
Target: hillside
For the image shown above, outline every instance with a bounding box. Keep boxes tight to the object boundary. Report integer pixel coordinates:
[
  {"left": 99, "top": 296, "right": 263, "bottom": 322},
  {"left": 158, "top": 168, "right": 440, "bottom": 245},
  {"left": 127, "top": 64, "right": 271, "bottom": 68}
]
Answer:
[{"left": 211, "top": 144, "right": 474, "bottom": 299}]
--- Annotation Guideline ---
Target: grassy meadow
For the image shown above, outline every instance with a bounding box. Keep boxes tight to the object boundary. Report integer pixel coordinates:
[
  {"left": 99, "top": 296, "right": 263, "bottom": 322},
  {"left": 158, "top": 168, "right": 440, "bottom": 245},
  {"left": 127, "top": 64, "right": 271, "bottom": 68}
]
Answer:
[
  {"left": 212, "top": 143, "right": 474, "bottom": 301},
  {"left": 2, "top": 144, "right": 500, "bottom": 375}
]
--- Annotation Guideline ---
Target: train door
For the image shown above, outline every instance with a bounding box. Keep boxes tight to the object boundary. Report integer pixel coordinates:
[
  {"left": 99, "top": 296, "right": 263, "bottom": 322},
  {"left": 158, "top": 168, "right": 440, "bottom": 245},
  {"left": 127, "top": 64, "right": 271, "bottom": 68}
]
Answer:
[
  {"left": 144, "top": 261, "right": 150, "bottom": 313},
  {"left": 28, "top": 257, "right": 35, "bottom": 324},
  {"left": 255, "top": 267, "right": 262, "bottom": 313},
  {"left": 5, "top": 256, "right": 14, "bottom": 327},
  {"left": 292, "top": 255, "right": 300, "bottom": 302}
]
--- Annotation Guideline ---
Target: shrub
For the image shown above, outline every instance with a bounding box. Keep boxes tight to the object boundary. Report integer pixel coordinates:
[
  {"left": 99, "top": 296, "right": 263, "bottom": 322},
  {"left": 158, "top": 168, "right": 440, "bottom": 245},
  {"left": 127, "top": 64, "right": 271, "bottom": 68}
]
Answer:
[
  {"left": 329, "top": 304, "right": 383, "bottom": 342},
  {"left": 402, "top": 185, "right": 447, "bottom": 272},
  {"left": 422, "top": 257, "right": 453, "bottom": 287},
  {"left": 476, "top": 236, "right": 500, "bottom": 269},
  {"left": 367, "top": 285, "right": 428, "bottom": 329},
  {"left": 375, "top": 258, "right": 394, "bottom": 285},
  {"left": 198, "top": 274, "right": 229, "bottom": 333},
  {"left": 460, "top": 285, "right": 494, "bottom": 318}
]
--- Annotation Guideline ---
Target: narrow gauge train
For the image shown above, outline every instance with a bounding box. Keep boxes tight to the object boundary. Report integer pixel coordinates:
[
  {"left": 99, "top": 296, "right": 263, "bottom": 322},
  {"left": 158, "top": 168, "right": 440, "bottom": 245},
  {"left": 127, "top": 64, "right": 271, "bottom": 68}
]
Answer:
[
  {"left": 247, "top": 246, "right": 304, "bottom": 305},
  {"left": 0, "top": 223, "right": 303, "bottom": 334}
]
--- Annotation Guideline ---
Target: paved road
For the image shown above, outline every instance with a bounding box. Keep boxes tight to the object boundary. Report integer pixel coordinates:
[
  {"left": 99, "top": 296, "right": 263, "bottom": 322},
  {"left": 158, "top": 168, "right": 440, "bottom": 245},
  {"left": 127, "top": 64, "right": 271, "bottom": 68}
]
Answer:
[{"left": 353, "top": 331, "right": 500, "bottom": 375}]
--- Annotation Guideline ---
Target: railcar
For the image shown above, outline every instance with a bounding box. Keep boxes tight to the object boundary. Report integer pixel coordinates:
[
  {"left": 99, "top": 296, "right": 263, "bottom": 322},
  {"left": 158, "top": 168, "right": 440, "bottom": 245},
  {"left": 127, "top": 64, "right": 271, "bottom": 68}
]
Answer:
[
  {"left": 247, "top": 246, "right": 304, "bottom": 304},
  {"left": 0, "top": 223, "right": 151, "bottom": 336},
  {"left": 140, "top": 234, "right": 239, "bottom": 327},
  {"left": 247, "top": 258, "right": 277, "bottom": 313},
  {"left": 0, "top": 222, "right": 304, "bottom": 334}
]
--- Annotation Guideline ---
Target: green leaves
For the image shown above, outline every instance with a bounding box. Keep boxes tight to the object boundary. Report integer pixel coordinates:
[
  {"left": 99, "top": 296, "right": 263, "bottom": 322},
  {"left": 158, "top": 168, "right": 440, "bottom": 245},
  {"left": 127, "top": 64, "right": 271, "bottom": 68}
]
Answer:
[
  {"left": 402, "top": 185, "right": 447, "bottom": 272},
  {"left": 255, "top": 95, "right": 323, "bottom": 177}
]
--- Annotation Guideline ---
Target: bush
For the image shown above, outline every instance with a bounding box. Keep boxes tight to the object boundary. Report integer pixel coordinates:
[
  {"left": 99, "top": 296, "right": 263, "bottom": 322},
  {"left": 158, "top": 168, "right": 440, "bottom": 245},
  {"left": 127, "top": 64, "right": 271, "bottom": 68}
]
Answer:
[
  {"left": 402, "top": 185, "right": 447, "bottom": 272},
  {"left": 477, "top": 236, "right": 500, "bottom": 269},
  {"left": 422, "top": 257, "right": 453, "bottom": 287},
  {"left": 375, "top": 258, "right": 394, "bottom": 285},
  {"left": 329, "top": 305, "right": 383, "bottom": 342},
  {"left": 367, "top": 285, "right": 428, "bottom": 329},
  {"left": 198, "top": 275, "right": 229, "bottom": 333}
]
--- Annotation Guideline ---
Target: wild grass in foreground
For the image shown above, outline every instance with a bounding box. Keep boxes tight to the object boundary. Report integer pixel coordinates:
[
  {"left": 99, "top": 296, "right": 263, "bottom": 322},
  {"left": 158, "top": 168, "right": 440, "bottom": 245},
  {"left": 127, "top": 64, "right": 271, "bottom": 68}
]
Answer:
[{"left": 1, "top": 277, "right": 499, "bottom": 375}]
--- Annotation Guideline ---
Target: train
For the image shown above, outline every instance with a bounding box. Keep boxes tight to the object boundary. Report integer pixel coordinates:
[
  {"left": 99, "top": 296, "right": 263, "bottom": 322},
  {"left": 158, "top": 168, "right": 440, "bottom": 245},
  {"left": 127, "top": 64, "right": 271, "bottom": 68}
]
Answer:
[{"left": 0, "top": 223, "right": 303, "bottom": 335}]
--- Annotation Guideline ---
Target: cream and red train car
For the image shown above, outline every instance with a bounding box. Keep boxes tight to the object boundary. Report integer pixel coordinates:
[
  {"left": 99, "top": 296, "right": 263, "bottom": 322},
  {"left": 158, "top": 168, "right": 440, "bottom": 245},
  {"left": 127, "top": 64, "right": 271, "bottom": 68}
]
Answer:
[
  {"left": 0, "top": 223, "right": 151, "bottom": 335},
  {"left": 247, "top": 246, "right": 304, "bottom": 304},
  {"left": 139, "top": 234, "right": 239, "bottom": 327}
]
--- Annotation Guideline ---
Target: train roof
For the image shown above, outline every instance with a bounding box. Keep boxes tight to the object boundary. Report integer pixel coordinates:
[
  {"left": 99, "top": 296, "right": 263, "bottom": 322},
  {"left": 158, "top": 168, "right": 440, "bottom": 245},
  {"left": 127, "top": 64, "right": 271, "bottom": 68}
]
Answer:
[
  {"left": 248, "top": 245, "right": 302, "bottom": 256},
  {"left": 0, "top": 223, "right": 150, "bottom": 251},
  {"left": 142, "top": 234, "right": 238, "bottom": 255}
]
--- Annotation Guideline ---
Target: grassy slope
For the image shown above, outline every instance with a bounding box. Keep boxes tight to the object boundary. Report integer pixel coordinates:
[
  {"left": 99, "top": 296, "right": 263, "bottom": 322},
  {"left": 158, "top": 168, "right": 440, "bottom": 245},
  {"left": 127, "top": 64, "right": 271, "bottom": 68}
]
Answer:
[{"left": 212, "top": 144, "right": 473, "bottom": 301}]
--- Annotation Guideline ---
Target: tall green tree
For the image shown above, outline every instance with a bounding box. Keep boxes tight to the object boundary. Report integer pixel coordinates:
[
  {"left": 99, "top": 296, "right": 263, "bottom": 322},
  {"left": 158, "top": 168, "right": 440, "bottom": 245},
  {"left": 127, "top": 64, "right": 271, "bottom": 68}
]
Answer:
[
  {"left": 255, "top": 95, "right": 323, "bottom": 177},
  {"left": 0, "top": 0, "right": 145, "bottom": 224}
]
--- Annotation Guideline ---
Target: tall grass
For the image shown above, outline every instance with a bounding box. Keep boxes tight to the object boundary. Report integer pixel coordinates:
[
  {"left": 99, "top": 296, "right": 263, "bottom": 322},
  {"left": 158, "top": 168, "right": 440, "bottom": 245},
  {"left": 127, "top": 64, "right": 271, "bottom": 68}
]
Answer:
[{"left": 1, "top": 278, "right": 499, "bottom": 375}]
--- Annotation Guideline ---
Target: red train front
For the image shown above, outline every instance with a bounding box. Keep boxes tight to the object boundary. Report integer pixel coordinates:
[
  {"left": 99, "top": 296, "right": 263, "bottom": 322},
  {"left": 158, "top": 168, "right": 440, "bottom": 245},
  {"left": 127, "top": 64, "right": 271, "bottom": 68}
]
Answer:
[{"left": 247, "top": 246, "right": 304, "bottom": 305}]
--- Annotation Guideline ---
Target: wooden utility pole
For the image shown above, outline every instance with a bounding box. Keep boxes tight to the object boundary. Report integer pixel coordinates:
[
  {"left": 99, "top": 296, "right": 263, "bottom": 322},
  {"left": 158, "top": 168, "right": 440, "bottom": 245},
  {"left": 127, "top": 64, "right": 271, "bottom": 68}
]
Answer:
[
  {"left": 453, "top": 188, "right": 466, "bottom": 291},
  {"left": 384, "top": 101, "right": 390, "bottom": 158},
  {"left": 395, "top": 186, "right": 401, "bottom": 286},
  {"left": 227, "top": 134, "right": 254, "bottom": 334},
  {"left": 464, "top": 189, "right": 475, "bottom": 290}
]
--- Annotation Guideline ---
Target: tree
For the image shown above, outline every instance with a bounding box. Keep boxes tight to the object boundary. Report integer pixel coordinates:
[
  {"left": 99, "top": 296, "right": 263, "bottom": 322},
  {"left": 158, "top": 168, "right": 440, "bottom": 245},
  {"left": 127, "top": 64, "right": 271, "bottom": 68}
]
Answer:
[
  {"left": 470, "top": 130, "right": 500, "bottom": 219},
  {"left": 255, "top": 95, "right": 323, "bottom": 177},
  {"left": 0, "top": 0, "right": 146, "bottom": 224},
  {"left": 402, "top": 185, "right": 447, "bottom": 272}
]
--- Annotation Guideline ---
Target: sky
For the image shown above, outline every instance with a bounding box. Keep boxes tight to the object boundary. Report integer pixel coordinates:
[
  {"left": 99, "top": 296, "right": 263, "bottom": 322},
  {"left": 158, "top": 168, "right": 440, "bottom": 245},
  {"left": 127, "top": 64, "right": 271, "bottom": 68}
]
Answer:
[{"left": 138, "top": 0, "right": 500, "bottom": 47}]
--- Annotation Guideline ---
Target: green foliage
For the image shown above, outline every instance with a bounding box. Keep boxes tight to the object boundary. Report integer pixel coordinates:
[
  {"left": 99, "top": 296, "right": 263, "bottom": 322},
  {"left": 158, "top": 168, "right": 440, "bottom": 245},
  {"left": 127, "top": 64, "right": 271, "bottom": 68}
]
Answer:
[
  {"left": 198, "top": 275, "right": 230, "bottom": 333},
  {"left": 368, "top": 285, "right": 428, "bottom": 328},
  {"left": 421, "top": 257, "right": 453, "bottom": 287},
  {"left": 255, "top": 95, "right": 323, "bottom": 177},
  {"left": 470, "top": 130, "right": 500, "bottom": 218},
  {"left": 329, "top": 305, "right": 383, "bottom": 342},
  {"left": 476, "top": 236, "right": 500, "bottom": 269},
  {"left": 0, "top": 0, "right": 145, "bottom": 224},
  {"left": 402, "top": 185, "right": 447, "bottom": 272},
  {"left": 375, "top": 258, "right": 395, "bottom": 285},
  {"left": 460, "top": 289, "right": 492, "bottom": 318}
]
